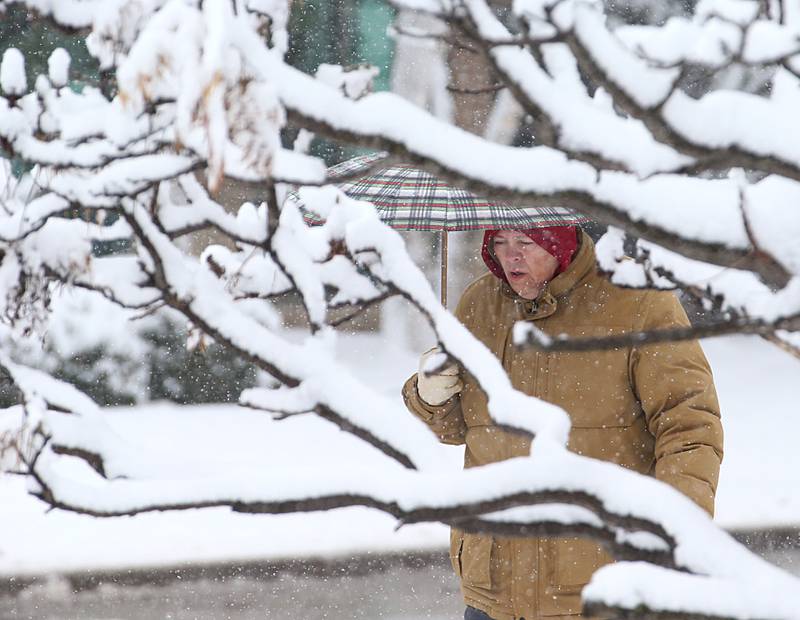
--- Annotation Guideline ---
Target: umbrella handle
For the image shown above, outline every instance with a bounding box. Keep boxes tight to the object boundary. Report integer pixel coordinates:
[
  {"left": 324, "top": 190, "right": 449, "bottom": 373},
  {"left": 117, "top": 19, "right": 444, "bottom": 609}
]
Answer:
[{"left": 441, "top": 231, "right": 448, "bottom": 309}]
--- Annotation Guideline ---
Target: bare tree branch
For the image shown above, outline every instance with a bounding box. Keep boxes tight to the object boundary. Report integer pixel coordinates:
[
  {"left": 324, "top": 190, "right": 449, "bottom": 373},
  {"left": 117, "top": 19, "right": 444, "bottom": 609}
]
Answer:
[
  {"left": 560, "top": 28, "right": 800, "bottom": 184},
  {"left": 285, "top": 107, "right": 791, "bottom": 288},
  {"left": 515, "top": 315, "right": 800, "bottom": 352},
  {"left": 583, "top": 602, "right": 742, "bottom": 620}
]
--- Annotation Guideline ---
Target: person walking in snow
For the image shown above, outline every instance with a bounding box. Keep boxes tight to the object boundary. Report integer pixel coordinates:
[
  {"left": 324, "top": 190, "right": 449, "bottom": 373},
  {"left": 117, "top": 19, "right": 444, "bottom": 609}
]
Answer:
[{"left": 402, "top": 225, "right": 723, "bottom": 620}]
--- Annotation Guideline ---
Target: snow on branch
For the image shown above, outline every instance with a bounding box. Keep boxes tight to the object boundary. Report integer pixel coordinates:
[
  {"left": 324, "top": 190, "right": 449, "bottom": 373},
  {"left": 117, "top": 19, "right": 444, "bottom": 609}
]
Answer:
[
  {"left": 237, "top": 17, "right": 793, "bottom": 287},
  {"left": 456, "top": 0, "right": 689, "bottom": 175},
  {"left": 1, "top": 1, "right": 799, "bottom": 618},
  {"left": 22, "top": 411, "right": 800, "bottom": 619}
]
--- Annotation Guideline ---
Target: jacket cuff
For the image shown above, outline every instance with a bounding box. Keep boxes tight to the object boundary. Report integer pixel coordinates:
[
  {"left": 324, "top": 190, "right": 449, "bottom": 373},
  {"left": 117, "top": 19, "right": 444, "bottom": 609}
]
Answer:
[
  {"left": 402, "top": 374, "right": 459, "bottom": 421},
  {"left": 402, "top": 374, "right": 466, "bottom": 446}
]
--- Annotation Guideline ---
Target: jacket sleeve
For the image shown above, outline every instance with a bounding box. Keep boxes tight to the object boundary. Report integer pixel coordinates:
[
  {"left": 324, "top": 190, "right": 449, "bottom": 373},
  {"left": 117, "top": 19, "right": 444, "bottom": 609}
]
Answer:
[
  {"left": 400, "top": 285, "right": 481, "bottom": 446},
  {"left": 630, "top": 291, "right": 724, "bottom": 516},
  {"left": 401, "top": 374, "right": 467, "bottom": 445}
]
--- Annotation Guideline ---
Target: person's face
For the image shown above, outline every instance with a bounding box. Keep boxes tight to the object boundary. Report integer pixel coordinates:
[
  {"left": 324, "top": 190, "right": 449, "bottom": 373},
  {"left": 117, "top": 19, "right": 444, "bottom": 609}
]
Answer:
[{"left": 492, "top": 230, "right": 559, "bottom": 300}]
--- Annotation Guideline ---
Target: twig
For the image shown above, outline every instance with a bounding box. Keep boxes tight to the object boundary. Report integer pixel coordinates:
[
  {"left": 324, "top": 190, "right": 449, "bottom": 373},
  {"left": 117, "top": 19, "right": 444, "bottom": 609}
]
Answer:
[
  {"left": 446, "top": 82, "right": 506, "bottom": 94},
  {"left": 515, "top": 316, "right": 799, "bottom": 352},
  {"left": 328, "top": 291, "right": 395, "bottom": 327}
]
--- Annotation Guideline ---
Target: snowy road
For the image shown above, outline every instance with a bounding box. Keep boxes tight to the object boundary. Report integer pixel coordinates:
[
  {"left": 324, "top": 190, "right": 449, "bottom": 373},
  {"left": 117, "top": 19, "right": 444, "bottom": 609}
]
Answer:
[
  {"left": 3, "top": 544, "right": 799, "bottom": 620},
  {"left": 2, "top": 556, "right": 462, "bottom": 620}
]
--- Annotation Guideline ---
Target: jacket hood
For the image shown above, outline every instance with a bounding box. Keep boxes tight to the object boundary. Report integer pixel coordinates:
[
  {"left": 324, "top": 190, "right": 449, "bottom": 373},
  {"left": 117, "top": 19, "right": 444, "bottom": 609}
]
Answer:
[{"left": 481, "top": 226, "right": 579, "bottom": 285}]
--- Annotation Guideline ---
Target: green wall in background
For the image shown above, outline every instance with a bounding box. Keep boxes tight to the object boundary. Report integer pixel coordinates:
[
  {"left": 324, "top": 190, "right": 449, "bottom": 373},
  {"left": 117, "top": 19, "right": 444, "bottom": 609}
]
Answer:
[
  {"left": 356, "top": 0, "right": 395, "bottom": 92},
  {"left": 288, "top": 0, "right": 395, "bottom": 89}
]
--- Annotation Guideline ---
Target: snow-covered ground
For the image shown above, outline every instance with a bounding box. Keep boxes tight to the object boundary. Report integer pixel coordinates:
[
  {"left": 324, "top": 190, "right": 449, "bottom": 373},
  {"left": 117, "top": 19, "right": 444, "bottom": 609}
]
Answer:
[
  {"left": 1, "top": 332, "right": 798, "bottom": 577},
  {"left": 711, "top": 336, "right": 800, "bottom": 530}
]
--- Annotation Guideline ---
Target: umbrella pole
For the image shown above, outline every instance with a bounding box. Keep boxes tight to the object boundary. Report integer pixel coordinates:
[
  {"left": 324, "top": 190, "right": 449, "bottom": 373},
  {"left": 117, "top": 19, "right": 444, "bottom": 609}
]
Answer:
[{"left": 440, "top": 230, "right": 448, "bottom": 308}]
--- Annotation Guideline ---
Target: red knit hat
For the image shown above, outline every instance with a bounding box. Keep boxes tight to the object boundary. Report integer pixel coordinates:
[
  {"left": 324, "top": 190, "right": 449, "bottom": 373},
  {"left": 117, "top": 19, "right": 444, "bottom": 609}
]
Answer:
[{"left": 481, "top": 226, "right": 578, "bottom": 283}]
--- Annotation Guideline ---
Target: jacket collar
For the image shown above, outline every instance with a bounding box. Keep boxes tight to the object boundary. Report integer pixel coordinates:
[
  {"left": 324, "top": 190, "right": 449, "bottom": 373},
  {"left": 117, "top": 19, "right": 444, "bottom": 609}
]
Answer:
[{"left": 500, "top": 230, "right": 596, "bottom": 320}]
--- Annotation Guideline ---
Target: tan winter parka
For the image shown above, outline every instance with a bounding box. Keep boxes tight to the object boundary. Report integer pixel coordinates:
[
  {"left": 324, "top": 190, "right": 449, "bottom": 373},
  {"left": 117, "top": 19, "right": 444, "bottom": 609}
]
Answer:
[{"left": 402, "top": 232, "right": 723, "bottom": 620}]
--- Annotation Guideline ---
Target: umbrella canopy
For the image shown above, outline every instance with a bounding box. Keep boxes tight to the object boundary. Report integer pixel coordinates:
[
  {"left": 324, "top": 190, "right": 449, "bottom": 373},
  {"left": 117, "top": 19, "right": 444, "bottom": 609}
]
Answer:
[
  {"left": 287, "top": 152, "right": 588, "bottom": 307},
  {"left": 294, "top": 152, "right": 587, "bottom": 231}
]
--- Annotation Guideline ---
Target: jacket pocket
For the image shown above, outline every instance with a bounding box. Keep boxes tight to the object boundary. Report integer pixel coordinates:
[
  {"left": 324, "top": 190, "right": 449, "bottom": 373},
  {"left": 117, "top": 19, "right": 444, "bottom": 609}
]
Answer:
[
  {"left": 453, "top": 532, "right": 493, "bottom": 590},
  {"left": 546, "top": 537, "right": 608, "bottom": 595}
]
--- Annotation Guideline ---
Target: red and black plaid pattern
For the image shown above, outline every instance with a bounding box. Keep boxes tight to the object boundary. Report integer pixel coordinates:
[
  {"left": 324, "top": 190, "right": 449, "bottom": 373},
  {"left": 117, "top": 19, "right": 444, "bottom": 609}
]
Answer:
[{"left": 290, "top": 153, "right": 588, "bottom": 231}]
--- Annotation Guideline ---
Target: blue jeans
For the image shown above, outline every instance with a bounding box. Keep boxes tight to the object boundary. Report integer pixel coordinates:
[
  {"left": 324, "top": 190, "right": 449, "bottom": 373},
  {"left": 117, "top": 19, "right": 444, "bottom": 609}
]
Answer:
[{"left": 464, "top": 606, "right": 494, "bottom": 620}]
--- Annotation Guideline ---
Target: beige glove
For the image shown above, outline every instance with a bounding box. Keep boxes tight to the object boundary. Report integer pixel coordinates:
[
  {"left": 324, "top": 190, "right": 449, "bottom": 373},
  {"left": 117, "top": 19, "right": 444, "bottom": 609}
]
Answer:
[{"left": 416, "top": 347, "right": 463, "bottom": 406}]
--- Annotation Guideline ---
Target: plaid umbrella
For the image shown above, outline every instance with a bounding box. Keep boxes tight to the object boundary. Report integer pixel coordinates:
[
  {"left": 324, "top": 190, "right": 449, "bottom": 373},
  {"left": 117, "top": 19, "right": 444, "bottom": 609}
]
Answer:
[
  {"left": 288, "top": 152, "right": 588, "bottom": 306},
  {"left": 297, "top": 152, "right": 586, "bottom": 231}
]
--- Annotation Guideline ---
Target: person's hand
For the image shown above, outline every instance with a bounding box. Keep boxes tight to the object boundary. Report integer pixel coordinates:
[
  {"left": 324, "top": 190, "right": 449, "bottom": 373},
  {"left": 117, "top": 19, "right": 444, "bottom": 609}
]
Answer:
[{"left": 416, "top": 347, "right": 463, "bottom": 406}]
